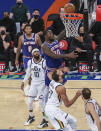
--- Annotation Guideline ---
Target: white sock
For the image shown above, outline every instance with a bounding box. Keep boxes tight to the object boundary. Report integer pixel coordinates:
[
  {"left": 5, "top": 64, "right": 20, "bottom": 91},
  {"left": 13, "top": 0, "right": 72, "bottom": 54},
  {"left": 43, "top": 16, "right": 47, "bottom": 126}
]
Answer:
[{"left": 29, "top": 112, "right": 33, "bottom": 117}]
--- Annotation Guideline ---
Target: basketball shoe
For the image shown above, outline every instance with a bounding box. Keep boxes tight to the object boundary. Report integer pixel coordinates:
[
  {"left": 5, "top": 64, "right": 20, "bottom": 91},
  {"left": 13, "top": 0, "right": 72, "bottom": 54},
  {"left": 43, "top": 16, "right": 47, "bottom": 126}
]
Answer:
[
  {"left": 37, "top": 119, "right": 48, "bottom": 128},
  {"left": 24, "top": 115, "right": 35, "bottom": 126}
]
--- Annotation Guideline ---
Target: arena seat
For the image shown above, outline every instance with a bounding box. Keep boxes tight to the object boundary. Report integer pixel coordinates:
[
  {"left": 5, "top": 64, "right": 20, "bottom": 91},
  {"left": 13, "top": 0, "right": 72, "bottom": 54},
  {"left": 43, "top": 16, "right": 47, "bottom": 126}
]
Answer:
[
  {"left": 92, "top": 40, "right": 96, "bottom": 51},
  {"left": 96, "top": 5, "right": 101, "bottom": 21},
  {"left": 10, "top": 41, "right": 14, "bottom": 48}
]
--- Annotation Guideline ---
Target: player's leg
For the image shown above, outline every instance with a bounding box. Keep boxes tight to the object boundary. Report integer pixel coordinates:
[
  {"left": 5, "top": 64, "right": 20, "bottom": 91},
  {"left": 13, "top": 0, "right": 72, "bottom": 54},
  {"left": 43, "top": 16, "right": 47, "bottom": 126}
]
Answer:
[
  {"left": 37, "top": 83, "right": 48, "bottom": 128},
  {"left": 44, "top": 70, "right": 51, "bottom": 103},
  {"left": 65, "top": 114, "right": 77, "bottom": 131},
  {"left": 24, "top": 82, "right": 37, "bottom": 126},
  {"left": 45, "top": 106, "right": 72, "bottom": 130}
]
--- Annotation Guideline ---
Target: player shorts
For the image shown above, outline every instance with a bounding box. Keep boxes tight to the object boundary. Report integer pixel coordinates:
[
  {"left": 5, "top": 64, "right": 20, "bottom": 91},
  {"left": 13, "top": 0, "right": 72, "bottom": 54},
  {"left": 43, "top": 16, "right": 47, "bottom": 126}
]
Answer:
[
  {"left": 28, "top": 81, "right": 45, "bottom": 99},
  {"left": 45, "top": 70, "right": 51, "bottom": 86},
  {"left": 23, "top": 57, "right": 32, "bottom": 70},
  {"left": 45, "top": 105, "right": 77, "bottom": 130}
]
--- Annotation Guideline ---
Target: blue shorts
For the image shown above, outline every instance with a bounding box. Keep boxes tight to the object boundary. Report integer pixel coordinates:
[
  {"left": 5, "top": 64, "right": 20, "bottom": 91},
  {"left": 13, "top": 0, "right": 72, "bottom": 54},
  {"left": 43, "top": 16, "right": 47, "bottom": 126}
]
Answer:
[
  {"left": 23, "top": 57, "right": 32, "bottom": 70},
  {"left": 45, "top": 70, "right": 51, "bottom": 86}
]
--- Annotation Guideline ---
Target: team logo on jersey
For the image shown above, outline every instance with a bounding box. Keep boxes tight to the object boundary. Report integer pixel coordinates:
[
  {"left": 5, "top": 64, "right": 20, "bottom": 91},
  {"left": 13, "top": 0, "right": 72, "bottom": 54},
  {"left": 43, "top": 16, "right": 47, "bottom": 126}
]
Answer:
[{"left": 24, "top": 41, "right": 36, "bottom": 45}]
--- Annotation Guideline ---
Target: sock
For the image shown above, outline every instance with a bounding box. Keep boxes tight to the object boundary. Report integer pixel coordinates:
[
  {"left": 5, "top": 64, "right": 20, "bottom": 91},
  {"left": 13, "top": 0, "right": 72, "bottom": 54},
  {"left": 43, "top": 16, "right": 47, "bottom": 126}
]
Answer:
[
  {"left": 43, "top": 112, "right": 47, "bottom": 121},
  {"left": 29, "top": 111, "right": 33, "bottom": 117}
]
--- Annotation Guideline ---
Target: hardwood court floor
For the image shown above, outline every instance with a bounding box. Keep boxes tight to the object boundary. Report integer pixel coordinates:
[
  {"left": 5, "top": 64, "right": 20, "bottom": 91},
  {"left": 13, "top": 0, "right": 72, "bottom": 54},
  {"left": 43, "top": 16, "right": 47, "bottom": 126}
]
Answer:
[{"left": 0, "top": 80, "right": 101, "bottom": 130}]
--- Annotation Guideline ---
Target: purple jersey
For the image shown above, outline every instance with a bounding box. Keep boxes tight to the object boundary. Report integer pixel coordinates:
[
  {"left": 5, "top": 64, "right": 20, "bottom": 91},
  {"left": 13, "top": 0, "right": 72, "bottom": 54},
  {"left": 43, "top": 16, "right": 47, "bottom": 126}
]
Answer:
[
  {"left": 43, "top": 40, "right": 63, "bottom": 70},
  {"left": 22, "top": 33, "right": 38, "bottom": 58}
]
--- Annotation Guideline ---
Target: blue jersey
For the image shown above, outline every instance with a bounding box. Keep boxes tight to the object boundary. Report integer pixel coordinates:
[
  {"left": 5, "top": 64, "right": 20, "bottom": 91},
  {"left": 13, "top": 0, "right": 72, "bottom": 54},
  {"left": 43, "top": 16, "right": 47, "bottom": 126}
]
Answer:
[
  {"left": 43, "top": 40, "right": 63, "bottom": 70},
  {"left": 22, "top": 33, "right": 38, "bottom": 58}
]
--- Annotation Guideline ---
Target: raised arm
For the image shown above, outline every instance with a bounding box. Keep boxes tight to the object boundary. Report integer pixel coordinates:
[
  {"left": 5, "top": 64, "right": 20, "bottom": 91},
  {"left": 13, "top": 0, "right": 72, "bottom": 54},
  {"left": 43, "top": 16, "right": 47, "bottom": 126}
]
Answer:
[
  {"left": 55, "top": 29, "right": 66, "bottom": 42},
  {"left": 42, "top": 44, "right": 78, "bottom": 59},
  {"left": 57, "top": 86, "right": 81, "bottom": 107}
]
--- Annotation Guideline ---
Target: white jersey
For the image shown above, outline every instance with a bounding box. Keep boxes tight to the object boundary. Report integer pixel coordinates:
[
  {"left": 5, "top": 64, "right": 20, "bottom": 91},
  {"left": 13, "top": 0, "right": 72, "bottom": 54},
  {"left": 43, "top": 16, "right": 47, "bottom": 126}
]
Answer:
[
  {"left": 85, "top": 99, "right": 101, "bottom": 130},
  {"left": 23, "top": 58, "right": 46, "bottom": 83},
  {"left": 46, "top": 80, "right": 63, "bottom": 107}
]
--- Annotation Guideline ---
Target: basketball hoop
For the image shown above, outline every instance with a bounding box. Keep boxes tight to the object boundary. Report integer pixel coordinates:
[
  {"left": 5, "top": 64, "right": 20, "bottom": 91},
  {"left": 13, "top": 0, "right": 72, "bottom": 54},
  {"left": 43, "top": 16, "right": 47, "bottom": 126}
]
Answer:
[{"left": 61, "top": 13, "right": 83, "bottom": 38}]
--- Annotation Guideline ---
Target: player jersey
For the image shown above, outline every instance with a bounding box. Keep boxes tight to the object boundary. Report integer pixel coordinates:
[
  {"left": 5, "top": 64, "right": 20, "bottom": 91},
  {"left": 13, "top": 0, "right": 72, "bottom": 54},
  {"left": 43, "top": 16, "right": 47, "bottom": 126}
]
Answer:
[
  {"left": 23, "top": 58, "right": 46, "bottom": 83},
  {"left": 22, "top": 33, "right": 38, "bottom": 58},
  {"left": 43, "top": 40, "right": 63, "bottom": 70},
  {"left": 46, "top": 80, "right": 63, "bottom": 107},
  {"left": 85, "top": 99, "right": 101, "bottom": 130}
]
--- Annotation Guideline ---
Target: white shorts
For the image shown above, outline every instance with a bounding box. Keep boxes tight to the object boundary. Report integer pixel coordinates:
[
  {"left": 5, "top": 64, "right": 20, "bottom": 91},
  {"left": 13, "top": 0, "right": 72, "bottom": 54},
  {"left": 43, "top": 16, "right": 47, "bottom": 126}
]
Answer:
[
  {"left": 29, "top": 81, "right": 45, "bottom": 99},
  {"left": 45, "top": 105, "right": 77, "bottom": 130}
]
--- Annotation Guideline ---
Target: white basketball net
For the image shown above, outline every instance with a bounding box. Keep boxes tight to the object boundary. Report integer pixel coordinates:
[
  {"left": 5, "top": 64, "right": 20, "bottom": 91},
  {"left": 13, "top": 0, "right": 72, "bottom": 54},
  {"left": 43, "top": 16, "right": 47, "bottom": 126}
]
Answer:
[{"left": 61, "top": 14, "right": 83, "bottom": 38}]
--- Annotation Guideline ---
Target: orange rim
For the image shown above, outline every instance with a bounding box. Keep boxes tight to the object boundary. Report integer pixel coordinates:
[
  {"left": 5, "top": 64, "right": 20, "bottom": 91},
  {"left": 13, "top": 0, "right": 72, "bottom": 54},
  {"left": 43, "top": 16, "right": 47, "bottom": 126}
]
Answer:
[{"left": 62, "top": 13, "right": 83, "bottom": 20}]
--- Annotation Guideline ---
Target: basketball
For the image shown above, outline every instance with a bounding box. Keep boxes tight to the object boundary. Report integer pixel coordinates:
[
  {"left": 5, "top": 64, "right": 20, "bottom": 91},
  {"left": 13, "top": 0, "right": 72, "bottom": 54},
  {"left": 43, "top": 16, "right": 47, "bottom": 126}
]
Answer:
[{"left": 64, "top": 3, "right": 75, "bottom": 13}]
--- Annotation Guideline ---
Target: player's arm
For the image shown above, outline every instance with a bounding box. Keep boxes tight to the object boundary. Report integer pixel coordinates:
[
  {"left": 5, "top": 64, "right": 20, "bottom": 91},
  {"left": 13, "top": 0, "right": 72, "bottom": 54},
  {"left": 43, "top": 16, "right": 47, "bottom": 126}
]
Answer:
[
  {"left": 97, "top": 102, "right": 101, "bottom": 111},
  {"left": 42, "top": 44, "right": 78, "bottom": 59},
  {"left": 87, "top": 103, "right": 101, "bottom": 131},
  {"left": 55, "top": 29, "right": 66, "bottom": 41},
  {"left": 36, "top": 34, "right": 42, "bottom": 46},
  {"left": 15, "top": 36, "right": 23, "bottom": 66},
  {"left": 57, "top": 86, "right": 81, "bottom": 107},
  {"left": 21, "top": 60, "right": 31, "bottom": 90}
]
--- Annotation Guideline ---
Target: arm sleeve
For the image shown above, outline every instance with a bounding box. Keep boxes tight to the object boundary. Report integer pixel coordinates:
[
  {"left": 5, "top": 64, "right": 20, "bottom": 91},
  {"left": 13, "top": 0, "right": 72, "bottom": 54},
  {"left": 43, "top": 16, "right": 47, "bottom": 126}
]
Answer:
[{"left": 23, "top": 60, "right": 31, "bottom": 83}]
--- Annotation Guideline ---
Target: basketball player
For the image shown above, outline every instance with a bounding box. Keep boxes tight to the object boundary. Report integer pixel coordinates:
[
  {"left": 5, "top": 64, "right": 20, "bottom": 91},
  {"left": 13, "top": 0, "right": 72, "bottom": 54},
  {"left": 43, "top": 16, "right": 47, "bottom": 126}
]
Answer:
[
  {"left": 82, "top": 88, "right": 101, "bottom": 131},
  {"left": 45, "top": 70, "right": 81, "bottom": 131},
  {"left": 42, "top": 30, "right": 78, "bottom": 101},
  {"left": 15, "top": 24, "right": 42, "bottom": 96},
  {"left": 21, "top": 48, "right": 48, "bottom": 128}
]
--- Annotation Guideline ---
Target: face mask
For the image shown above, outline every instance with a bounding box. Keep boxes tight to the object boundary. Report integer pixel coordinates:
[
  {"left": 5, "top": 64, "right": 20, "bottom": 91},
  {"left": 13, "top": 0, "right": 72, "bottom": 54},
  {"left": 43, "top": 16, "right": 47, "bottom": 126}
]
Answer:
[
  {"left": 17, "top": 2, "right": 22, "bottom": 6},
  {"left": 34, "top": 55, "right": 40, "bottom": 60},
  {"left": 1, "top": 31, "right": 6, "bottom": 35},
  {"left": 33, "top": 15, "right": 39, "bottom": 19}
]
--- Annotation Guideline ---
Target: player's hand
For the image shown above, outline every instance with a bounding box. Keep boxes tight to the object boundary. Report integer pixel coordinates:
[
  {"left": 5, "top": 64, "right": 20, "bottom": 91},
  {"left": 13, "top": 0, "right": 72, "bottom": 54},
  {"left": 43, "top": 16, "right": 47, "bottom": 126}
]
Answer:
[
  {"left": 66, "top": 51, "right": 78, "bottom": 59},
  {"left": 21, "top": 82, "right": 24, "bottom": 91},
  {"left": 76, "top": 90, "right": 82, "bottom": 97}
]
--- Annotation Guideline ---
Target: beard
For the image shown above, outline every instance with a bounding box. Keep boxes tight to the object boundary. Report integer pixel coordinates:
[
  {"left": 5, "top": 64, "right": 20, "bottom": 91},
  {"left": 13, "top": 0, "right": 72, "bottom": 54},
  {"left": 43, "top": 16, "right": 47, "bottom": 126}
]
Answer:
[{"left": 34, "top": 55, "right": 40, "bottom": 60}]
